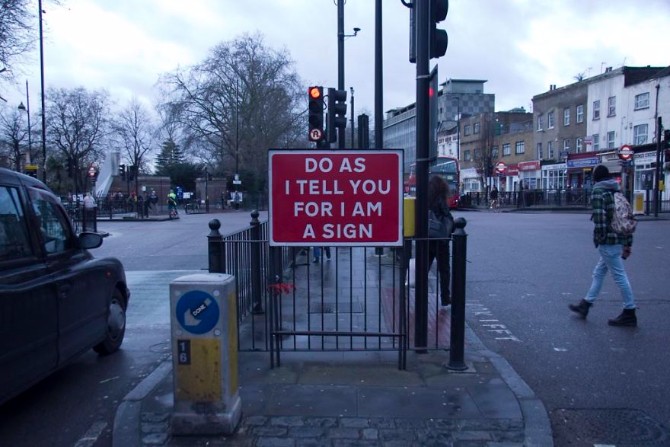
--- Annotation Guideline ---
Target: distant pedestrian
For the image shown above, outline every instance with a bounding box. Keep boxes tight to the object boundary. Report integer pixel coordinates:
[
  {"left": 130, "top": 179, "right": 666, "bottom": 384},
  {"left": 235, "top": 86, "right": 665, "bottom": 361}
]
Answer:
[
  {"left": 569, "top": 164, "right": 637, "bottom": 326},
  {"left": 312, "top": 247, "right": 331, "bottom": 263},
  {"left": 489, "top": 185, "right": 499, "bottom": 209},
  {"left": 428, "top": 175, "right": 453, "bottom": 306}
]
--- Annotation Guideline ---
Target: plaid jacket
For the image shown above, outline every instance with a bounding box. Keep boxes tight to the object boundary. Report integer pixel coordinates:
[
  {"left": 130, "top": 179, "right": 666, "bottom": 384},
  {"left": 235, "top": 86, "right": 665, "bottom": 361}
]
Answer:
[{"left": 591, "top": 182, "right": 633, "bottom": 247}]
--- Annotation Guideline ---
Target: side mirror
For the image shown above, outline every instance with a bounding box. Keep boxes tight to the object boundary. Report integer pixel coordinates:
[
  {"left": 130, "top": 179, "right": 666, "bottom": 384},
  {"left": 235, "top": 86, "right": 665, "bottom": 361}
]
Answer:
[{"left": 78, "top": 232, "right": 103, "bottom": 249}]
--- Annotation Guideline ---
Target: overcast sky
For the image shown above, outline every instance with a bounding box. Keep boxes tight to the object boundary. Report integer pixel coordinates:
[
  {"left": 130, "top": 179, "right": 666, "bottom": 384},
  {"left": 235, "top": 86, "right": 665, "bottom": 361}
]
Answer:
[{"left": 4, "top": 0, "right": 670, "bottom": 119}]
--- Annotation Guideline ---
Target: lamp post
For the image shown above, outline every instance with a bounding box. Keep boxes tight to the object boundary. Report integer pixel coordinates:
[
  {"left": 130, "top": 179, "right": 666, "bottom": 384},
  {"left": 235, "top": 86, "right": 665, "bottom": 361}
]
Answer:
[
  {"left": 38, "top": 0, "right": 47, "bottom": 182},
  {"left": 17, "top": 81, "right": 32, "bottom": 165},
  {"left": 336, "top": 0, "right": 360, "bottom": 149}
]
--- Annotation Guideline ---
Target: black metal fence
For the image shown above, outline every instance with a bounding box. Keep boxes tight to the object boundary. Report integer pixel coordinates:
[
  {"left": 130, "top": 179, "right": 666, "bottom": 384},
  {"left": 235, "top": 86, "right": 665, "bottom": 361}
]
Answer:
[
  {"left": 206, "top": 211, "right": 469, "bottom": 370},
  {"left": 462, "top": 188, "right": 670, "bottom": 213}
]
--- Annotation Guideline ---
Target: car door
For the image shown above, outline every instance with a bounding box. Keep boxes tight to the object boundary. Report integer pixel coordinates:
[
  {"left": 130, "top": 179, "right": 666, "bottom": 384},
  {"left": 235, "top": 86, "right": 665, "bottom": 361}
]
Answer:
[
  {"left": 26, "top": 187, "right": 108, "bottom": 364},
  {"left": 0, "top": 183, "right": 58, "bottom": 404}
]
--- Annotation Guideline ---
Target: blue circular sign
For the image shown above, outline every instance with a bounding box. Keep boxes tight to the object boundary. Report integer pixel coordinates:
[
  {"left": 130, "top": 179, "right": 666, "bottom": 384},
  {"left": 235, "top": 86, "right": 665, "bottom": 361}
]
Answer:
[{"left": 176, "top": 290, "right": 220, "bottom": 334}]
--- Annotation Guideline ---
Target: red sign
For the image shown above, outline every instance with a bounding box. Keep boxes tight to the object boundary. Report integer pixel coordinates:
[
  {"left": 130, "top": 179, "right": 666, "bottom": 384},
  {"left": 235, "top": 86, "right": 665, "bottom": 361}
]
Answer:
[
  {"left": 618, "top": 145, "right": 634, "bottom": 161},
  {"left": 495, "top": 162, "right": 506, "bottom": 174},
  {"left": 269, "top": 150, "right": 404, "bottom": 246}
]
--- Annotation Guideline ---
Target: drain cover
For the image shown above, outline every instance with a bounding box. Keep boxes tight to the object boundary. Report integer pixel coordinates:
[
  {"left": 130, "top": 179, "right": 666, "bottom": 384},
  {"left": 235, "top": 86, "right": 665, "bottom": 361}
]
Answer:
[{"left": 553, "top": 408, "right": 670, "bottom": 446}]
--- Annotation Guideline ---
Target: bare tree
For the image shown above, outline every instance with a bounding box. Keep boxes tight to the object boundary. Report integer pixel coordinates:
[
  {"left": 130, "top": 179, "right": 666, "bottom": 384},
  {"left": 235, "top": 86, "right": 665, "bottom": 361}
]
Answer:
[
  {"left": 0, "top": 106, "right": 29, "bottom": 170},
  {"left": 45, "top": 87, "right": 110, "bottom": 193},
  {"left": 0, "top": 0, "right": 32, "bottom": 84},
  {"left": 157, "top": 32, "right": 305, "bottom": 191},
  {"left": 112, "top": 98, "right": 156, "bottom": 175}
]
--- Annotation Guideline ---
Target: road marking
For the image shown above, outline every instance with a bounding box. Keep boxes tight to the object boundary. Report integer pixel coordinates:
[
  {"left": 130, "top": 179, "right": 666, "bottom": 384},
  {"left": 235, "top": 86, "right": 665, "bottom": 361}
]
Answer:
[
  {"left": 74, "top": 421, "right": 107, "bottom": 447},
  {"left": 468, "top": 301, "right": 521, "bottom": 342}
]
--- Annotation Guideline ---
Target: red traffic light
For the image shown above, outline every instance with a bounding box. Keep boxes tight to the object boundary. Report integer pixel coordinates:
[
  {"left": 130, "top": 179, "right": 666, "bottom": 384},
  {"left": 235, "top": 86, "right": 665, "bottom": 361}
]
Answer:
[{"left": 309, "top": 87, "right": 322, "bottom": 99}]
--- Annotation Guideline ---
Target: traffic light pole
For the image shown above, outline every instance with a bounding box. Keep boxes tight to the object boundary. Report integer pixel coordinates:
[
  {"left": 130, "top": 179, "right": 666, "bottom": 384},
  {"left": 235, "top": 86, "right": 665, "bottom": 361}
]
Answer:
[
  {"left": 414, "top": 0, "right": 430, "bottom": 352},
  {"left": 337, "top": 0, "right": 345, "bottom": 149},
  {"left": 654, "top": 116, "right": 662, "bottom": 217}
]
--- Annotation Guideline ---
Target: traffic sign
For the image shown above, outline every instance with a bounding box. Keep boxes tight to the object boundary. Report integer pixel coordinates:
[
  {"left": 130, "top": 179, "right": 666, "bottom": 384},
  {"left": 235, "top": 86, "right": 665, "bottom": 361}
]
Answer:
[
  {"left": 618, "top": 145, "right": 634, "bottom": 161},
  {"left": 309, "top": 128, "right": 323, "bottom": 142},
  {"left": 495, "top": 162, "right": 507, "bottom": 174}
]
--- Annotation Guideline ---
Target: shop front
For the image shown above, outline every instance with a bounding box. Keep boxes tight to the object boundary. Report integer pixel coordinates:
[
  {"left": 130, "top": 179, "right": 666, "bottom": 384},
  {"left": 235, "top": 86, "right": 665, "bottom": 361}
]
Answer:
[{"left": 566, "top": 153, "right": 599, "bottom": 188}]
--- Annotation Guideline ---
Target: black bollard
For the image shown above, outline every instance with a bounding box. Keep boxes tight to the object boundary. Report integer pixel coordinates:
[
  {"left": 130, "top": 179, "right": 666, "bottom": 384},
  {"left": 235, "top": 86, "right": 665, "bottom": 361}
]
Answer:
[
  {"left": 208, "top": 219, "right": 225, "bottom": 273},
  {"left": 447, "top": 217, "right": 468, "bottom": 371}
]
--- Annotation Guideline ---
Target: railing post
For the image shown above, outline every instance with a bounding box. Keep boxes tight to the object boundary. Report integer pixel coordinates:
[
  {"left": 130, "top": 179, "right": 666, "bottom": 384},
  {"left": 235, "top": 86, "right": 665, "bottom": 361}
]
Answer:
[
  {"left": 250, "top": 210, "right": 263, "bottom": 314},
  {"left": 208, "top": 218, "right": 225, "bottom": 273},
  {"left": 448, "top": 217, "right": 468, "bottom": 371}
]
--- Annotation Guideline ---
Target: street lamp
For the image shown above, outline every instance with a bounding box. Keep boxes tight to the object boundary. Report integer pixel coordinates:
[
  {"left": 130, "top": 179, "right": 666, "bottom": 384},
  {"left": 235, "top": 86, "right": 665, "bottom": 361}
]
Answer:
[
  {"left": 38, "top": 0, "right": 47, "bottom": 183},
  {"left": 17, "top": 81, "right": 32, "bottom": 166}
]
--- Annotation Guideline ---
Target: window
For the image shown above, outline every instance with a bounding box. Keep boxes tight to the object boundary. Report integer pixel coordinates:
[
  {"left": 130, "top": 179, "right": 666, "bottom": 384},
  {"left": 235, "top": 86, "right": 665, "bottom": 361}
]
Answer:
[
  {"left": 537, "top": 115, "right": 543, "bottom": 131},
  {"left": 593, "top": 134, "right": 600, "bottom": 151},
  {"left": 473, "top": 122, "right": 480, "bottom": 134},
  {"left": 515, "top": 141, "right": 525, "bottom": 154},
  {"left": 464, "top": 149, "right": 471, "bottom": 161},
  {"left": 502, "top": 143, "right": 511, "bottom": 156},
  {"left": 547, "top": 141, "right": 554, "bottom": 159},
  {"left": 491, "top": 146, "right": 499, "bottom": 158},
  {"left": 576, "top": 105, "right": 584, "bottom": 123},
  {"left": 633, "top": 124, "right": 648, "bottom": 145},
  {"left": 576, "top": 137, "right": 583, "bottom": 153},
  {"left": 563, "top": 108, "right": 570, "bottom": 126},
  {"left": 547, "top": 110, "right": 555, "bottom": 128},
  {"left": 536, "top": 143, "right": 543, "bottom": 160},
  {"left": 607, "top": 96, "right": 616, "bottom": 117},
  {"left": 593, "top": 100, "right": 600, "bottom": 120},
  {"left": 0, "top": 186, "right": 34, "bottom": 262},
  {"left": 634, "top": 93, "right": 650, "bottom": 110},
  {"left": 464, "top": 125, "right": 471, "bottom": 136},
  {"left": 28, "top": 188, "right": 72, "bottom": 255},
  {"left": 563, "top": 139, "right": 571, "bottom": 152},
  {"left": 607, "top": 131, "right": 615, "bottom": 149}
]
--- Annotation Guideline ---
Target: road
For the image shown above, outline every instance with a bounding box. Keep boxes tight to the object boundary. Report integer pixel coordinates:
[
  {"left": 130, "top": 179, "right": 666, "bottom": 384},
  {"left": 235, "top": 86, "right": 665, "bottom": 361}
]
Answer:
[
  {"left": 1, "top": 209, "right": 667, "bottom": 446},
  {"left": 462, "top": 210, "right": 670, "bottom": 446},
  {"left": 0, "top": 210, "right": 262, "bottom": 447}
]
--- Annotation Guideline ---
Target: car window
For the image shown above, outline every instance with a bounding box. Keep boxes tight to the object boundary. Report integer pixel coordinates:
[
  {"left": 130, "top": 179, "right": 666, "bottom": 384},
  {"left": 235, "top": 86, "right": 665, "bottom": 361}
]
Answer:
[
  {"left": 0, "top": 186, "right": 34, "bottom": 261},
  {"left": 27, "top": 188, "right": 73, "bottom": 255}
]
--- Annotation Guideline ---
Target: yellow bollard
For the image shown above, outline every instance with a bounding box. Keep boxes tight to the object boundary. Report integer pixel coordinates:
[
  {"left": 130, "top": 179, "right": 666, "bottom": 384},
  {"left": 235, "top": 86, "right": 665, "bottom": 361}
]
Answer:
[
  {"left": 404, "top": 196, "right": 416, "bottom": 237},
  {"left": 170, "top": 273, "right": 241, "bottom": 435}
]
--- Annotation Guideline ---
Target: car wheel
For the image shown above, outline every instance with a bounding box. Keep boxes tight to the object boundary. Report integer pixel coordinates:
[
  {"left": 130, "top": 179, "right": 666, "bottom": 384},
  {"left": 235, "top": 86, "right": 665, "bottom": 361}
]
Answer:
[{"left": 93, "top": 289, "right": 127, "bottom": 355}]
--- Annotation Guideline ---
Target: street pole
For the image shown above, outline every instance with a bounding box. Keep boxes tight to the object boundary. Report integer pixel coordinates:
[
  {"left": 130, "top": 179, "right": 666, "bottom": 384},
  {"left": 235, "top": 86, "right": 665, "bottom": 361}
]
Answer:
[
  {"left": 374, "top": 0, "right": 384, "bottom": 256},
  {"left": 337, "top": 0, "right": 345, "bottom": 149},
  {"left": 350, "top": 87, "right": 355, "bottom": 147},
  {"left": 655, "top": 116, "right": 662, "bottom": 217},
  {"left": 38, "top": 0, "right": 47, "bottom": 183},
  {"left": 414, "top": 0, "right": 430, "bottom": 352}
]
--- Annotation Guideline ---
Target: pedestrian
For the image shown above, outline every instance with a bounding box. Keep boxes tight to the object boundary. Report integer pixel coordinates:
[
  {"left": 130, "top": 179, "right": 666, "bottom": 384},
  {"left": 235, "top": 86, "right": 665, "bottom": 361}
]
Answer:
[
  {"left": 428, "top": 175, "right": 453, "bottom": 306},
  {"left": 312, "top": 246, "right": 331, "bottom": 263},
  {"left": 83, "top": 192, "right": 97, "bottom": 231},
  {"left": 569, "top": 164, "right": 637, "bottom": 327}
]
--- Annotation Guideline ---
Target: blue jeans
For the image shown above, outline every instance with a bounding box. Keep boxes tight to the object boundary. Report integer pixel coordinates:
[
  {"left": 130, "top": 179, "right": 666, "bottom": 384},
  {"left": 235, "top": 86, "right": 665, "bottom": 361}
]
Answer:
[{"left": 586, "top": 244, "right": 635, "bottom": 309}]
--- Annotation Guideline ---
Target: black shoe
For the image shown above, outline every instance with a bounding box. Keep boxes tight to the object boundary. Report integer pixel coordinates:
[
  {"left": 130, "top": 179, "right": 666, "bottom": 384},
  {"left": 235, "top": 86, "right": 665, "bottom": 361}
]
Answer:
[
  {"left": 569, "top": 299, "right": 592, "bottom": 318},
  {"left": 608, "top": 308, "right": 637, "bottom": 327}
]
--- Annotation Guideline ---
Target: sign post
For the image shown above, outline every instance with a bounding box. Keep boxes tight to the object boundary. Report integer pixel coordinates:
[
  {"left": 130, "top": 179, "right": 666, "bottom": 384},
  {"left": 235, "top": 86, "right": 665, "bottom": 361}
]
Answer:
[{"left": 268, "top": 149, "right": 404, "bottom": 247}]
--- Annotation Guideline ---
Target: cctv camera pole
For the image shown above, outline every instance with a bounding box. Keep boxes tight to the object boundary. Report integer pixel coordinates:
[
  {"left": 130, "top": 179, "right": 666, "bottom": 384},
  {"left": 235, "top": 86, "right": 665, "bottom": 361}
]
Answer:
[
  {"left": 414, "top": 0, "right": 430, "bottom": 352},
  {"left": 337, "top": 0, "right": 345, "bottom": 149}
]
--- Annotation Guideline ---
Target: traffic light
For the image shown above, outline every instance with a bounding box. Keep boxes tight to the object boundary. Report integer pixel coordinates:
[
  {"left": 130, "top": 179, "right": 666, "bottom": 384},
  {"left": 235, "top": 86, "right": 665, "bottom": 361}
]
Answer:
[
  {"left": 429, "top": 0, "right": 449, "bottom": 59},
  {"left": 128, "top": 165, "right": 136, "bottom": 181},
  {"left": 664, "top": 129, "right": 670, "bottom": 149},
  {"left": 307, "top": 86, "right": 324, "bottom": 142},
  {"left": 119, "top": 164, "right": 126, "bottom": 180},
  {"left": 327, "top": 88, "right": 347, "bottom": 143}
]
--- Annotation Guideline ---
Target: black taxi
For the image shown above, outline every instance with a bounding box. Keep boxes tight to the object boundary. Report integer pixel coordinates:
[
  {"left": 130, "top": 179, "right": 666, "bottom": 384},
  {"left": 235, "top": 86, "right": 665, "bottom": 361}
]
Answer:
[{"left": 0, "top": 168, "right": 130, "bottom": 405}]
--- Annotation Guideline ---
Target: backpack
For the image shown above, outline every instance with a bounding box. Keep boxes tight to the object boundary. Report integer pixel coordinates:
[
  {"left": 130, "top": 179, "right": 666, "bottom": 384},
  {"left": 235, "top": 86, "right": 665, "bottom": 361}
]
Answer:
[{"left": 610, "top": 192, "right": 637, "bottom": 235}]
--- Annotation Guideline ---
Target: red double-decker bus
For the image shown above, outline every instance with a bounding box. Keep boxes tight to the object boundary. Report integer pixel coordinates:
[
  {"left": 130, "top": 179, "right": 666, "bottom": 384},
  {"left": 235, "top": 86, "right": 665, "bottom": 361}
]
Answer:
[{"left": 405, "top": 156, "right": 460, "bottom": 209}]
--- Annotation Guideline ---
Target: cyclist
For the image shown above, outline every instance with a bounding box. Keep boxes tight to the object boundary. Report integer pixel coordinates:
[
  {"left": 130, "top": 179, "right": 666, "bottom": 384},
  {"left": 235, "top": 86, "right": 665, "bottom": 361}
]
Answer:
[
  {"left": 167, "top": 190, "right": 178, "bottom": 216},
  {"left": 489, "top": 185, "right": 499, "bottom": 210}
]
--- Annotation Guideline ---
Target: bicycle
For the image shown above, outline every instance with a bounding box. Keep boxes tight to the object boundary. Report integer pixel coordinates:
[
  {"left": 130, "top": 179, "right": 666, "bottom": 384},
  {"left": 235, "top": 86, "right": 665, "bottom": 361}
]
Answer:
[{"left": 168, "top": 199, "right": 179, "bottom": 219}]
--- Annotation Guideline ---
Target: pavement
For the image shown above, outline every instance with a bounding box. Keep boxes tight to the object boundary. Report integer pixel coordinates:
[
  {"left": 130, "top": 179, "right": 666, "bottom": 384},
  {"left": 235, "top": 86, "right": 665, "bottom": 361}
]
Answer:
[{"left": 112, "top": 250, "right": 554, "bottom": 447}]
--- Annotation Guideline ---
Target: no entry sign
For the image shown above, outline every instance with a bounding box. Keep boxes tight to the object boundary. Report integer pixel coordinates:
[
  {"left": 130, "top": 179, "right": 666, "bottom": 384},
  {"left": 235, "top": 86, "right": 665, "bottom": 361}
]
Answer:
[{"left": 268, "top": 149, "right": 404, "bottom": 246}]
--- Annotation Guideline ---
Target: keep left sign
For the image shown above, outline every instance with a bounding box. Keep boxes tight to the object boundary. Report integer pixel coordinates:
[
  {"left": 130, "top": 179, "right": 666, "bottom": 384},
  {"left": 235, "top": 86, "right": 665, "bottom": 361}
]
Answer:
[{"left": 268, "top": 149, "right": 404, "bottom": 246}]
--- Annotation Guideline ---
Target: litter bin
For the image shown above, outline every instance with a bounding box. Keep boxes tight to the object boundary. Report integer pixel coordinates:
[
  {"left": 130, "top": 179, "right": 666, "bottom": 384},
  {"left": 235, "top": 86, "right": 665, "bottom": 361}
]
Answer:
[{"left": 169, "top": 273, "right": 241, "bottom": 435}]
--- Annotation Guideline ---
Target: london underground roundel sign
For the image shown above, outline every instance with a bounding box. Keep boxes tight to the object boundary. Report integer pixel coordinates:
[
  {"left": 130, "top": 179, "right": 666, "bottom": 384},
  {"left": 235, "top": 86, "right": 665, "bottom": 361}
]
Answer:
[{"left": 618, "top": 145, "right": 634, "bottom": 161}]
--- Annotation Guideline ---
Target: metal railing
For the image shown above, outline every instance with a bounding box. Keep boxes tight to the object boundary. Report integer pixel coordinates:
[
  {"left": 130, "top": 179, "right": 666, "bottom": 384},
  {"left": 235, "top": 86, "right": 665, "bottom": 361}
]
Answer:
[{"left": 206, "top": 211, "right": 469, "bottom": 370}]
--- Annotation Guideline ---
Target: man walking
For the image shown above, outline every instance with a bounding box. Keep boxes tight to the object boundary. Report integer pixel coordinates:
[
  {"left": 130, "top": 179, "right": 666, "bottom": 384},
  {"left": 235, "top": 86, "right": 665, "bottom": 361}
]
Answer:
[{"left": 569, "top": 164, "right": 637, "bottom": 326}]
